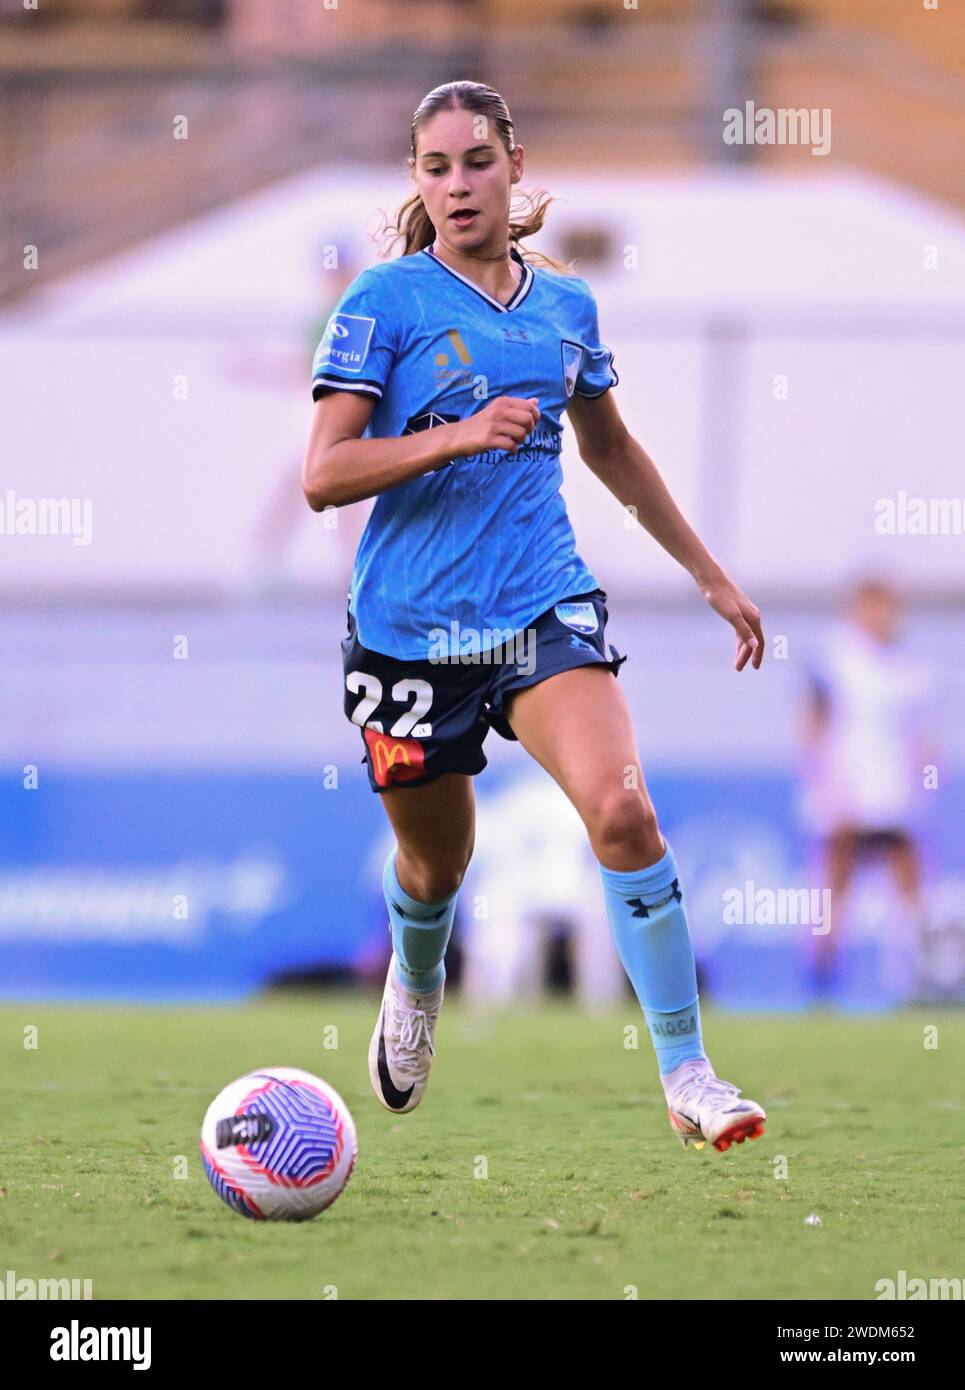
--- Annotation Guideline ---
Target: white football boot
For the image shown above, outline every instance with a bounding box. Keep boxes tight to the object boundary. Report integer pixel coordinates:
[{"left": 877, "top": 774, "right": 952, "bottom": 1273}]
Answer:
[
  {"left": 665, "top": 1060, "right": 766, "bottom": 1152},
  {"left": 368, "top": 953, "right": 444, "bottom": 1114}
]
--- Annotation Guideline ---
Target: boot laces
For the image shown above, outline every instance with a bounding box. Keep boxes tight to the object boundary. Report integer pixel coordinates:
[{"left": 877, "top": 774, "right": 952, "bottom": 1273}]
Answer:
[
  {"left": 391, "top": 1004, "right": 436, "bottom": 1076},
  {"left": 674, "top": 1069, "right": 743, "bottom": 1112}
]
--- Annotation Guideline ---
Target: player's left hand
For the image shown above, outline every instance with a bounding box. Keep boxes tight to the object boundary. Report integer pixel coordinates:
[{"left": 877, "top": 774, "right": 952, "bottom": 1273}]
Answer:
[{"left": 699, "top": 575, "right": 765, "bottom": 671}]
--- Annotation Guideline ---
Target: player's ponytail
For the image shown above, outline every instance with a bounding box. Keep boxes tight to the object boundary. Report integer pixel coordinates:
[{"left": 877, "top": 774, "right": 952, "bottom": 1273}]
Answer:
[{"left": 376, "top": 80, "right": 572, "bottom": 274}]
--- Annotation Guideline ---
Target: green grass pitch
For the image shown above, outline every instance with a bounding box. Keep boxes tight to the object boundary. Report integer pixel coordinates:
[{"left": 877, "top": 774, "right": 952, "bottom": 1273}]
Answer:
[{"left": 1, "top": 998, "right": 962, "bottom": 1300}]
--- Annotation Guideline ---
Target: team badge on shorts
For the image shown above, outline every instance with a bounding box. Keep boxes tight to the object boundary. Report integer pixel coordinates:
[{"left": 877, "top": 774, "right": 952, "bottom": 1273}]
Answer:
[
  {"left": 561, "top": 340, "right": 585, "bottom": 399},
  {"left": 554, "top": 600, "right": 599, "bottom": 635}
]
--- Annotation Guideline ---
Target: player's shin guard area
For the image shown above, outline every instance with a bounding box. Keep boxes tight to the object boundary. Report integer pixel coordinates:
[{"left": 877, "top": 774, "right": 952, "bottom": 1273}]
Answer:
[{"left": 598, "top": 843, "right": 707, "bottom": 1075}]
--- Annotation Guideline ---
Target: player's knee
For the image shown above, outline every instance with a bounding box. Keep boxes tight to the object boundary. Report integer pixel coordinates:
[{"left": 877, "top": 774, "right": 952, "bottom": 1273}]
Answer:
[
  {"left": 402, "top": 850, "right": 471, "bottom": 903},
  {"left": 589, "top": 790, "right": 663, "bottom": 865}
]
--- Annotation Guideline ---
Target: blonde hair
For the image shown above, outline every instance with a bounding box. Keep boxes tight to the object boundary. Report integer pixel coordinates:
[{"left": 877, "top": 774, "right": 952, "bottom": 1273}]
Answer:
[{"left": 374, "top": 80, "right": 572, "bottom": 275}]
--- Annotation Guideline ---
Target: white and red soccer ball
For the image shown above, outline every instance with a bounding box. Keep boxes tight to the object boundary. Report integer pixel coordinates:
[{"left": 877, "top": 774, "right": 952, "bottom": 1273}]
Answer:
[{"left": 201, "top": 1067, "right": 357, "bottom": 1221}]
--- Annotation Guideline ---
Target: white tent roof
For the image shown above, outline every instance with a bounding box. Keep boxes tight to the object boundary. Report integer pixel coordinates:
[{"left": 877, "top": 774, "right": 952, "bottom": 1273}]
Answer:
[{"left": 3, "top": 165, "right": 964, "bottom": 597}]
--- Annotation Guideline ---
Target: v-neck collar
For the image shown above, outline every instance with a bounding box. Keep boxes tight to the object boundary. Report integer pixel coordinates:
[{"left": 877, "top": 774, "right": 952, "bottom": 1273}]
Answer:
[{"left": 421, "top": 240, "right": 534, "bottom": 313}]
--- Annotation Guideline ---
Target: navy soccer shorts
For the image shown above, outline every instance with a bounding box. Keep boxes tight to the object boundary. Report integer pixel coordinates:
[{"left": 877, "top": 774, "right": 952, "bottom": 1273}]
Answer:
[{"left": 341, "top": 588, "right": 627, "bottom": 792}]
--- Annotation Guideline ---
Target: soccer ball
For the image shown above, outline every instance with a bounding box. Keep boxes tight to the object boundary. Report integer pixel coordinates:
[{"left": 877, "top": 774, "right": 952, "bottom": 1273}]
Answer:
[{"left": 200, "top": 1066, "right": 357, "bottom": 1221}]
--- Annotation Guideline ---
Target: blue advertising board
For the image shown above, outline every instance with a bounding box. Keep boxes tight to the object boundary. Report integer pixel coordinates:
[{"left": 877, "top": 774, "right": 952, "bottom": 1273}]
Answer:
[{"left": 1, "top": 769, "right": 961, "bottom": 1006}]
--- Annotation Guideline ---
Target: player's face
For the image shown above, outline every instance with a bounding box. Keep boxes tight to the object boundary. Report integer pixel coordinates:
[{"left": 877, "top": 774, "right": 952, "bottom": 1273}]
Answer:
[
  {"left": 853, "top": 586, "right": 900, "bottom": 642},
  {"left": 411, "top": 108, "right": 523, "bottom": 254}
]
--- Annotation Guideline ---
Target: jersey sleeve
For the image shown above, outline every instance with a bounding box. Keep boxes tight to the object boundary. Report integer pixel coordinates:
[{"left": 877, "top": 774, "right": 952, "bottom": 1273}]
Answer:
[
  {"left": 311, "top": 268, "right": 398, "bottom": 402},
  {"left": 573, "top": 282, "right": 619, "bottom": 398}
]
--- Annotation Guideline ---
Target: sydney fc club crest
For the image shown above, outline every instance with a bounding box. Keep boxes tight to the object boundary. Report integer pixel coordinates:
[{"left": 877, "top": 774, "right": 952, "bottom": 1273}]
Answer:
[
  {"left": 561, "top": 340, "right": 585, "bottom": 399},
  {"left": 554, "top": 600, "right": 599, "bottom": 635}
]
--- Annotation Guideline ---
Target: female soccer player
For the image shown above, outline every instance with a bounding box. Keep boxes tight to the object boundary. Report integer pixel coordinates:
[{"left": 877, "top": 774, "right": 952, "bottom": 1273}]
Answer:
[{"left": 303, "top": 81, "right": 766, "bottom": 1153}]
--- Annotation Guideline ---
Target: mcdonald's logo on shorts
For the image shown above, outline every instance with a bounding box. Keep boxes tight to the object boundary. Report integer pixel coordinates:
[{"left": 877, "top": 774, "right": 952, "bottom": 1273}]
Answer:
[{"left": 364, "top": 728, "right": 426, "bottom": 787}]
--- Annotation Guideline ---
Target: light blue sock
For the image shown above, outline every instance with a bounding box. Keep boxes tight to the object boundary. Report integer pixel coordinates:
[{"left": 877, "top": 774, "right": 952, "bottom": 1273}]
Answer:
[
  {"left": 383, "top": 850, "right": 457, "bottom": 995},
  {"left": 598, "top": 840, "right": 708, "bottom": 1076}
]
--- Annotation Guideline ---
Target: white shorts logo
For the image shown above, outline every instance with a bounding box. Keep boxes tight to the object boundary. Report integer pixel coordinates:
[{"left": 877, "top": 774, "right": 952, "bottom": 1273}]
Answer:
[{"left": 554, "top": 601, "right": 598, "bottom": 635}]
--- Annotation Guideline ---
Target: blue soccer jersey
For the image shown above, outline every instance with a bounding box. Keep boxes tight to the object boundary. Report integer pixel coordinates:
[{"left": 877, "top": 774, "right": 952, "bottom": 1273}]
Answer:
[{"left": 310, "top": 241, "right": 619, "bottom": 660}]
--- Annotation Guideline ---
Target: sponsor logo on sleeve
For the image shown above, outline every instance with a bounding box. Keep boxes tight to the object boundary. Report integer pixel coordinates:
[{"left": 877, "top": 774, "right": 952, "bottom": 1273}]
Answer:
[{"left": 315, "top": 312, "right": 376, "bottom": 374}]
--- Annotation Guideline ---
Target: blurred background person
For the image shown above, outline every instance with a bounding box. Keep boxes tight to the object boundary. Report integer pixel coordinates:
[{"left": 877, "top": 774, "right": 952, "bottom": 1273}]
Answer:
[
  {"left": 461, "top": 774, "right": 627, "bottom": 1012},
  {"left": 799, "top": 575, "right": 937, "bottom": 1004}
]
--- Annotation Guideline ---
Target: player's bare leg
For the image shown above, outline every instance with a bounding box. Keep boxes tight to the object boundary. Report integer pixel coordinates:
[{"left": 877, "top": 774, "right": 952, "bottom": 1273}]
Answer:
[
  {"left": 380, "top": 771, "right": 476, "bottom": 902},
  {"left": 890, "top": 836, "right": 924, "bottom": 919},
  {"left": 367, "top": 774, "right": 475, "bottom": 1113},
  {"left": 503, "top": 665, "right": 661, "bottom": 868},
  {"left": 816, "top": 828, "right": 858, "bottom": 1000},
  {"left": 504, "top": 666, "right": 765, "bottom": 1152},
  {"left": 887, "top": 835, "right": 927, "bottom": 1000}
]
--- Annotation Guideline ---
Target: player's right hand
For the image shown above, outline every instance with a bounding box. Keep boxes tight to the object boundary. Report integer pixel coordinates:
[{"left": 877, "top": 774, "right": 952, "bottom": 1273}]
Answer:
[{"left": 452, "top": 396, "right": 540, "bottom": 457}]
